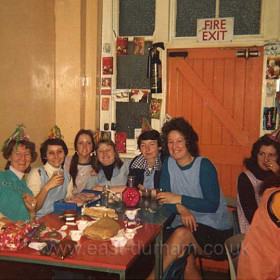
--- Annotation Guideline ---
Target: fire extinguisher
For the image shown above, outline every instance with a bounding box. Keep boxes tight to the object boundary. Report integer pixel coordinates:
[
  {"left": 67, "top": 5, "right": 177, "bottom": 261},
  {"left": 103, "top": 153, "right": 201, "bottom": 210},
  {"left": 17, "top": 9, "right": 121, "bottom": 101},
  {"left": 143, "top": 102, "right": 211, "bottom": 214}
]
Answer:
[{"left": 147, "top": 42, "right": 165, "bottom": 93}]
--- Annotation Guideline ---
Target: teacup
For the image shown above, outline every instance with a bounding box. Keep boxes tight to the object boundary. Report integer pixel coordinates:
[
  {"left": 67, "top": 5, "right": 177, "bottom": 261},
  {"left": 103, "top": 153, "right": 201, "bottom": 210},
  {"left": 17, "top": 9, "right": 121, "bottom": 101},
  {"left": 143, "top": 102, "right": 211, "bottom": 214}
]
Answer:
[
  {"left": 69, "top": 230, "right": 83, "bottom": 241},
  {"left": 110, "top": 236, "right": 127, "bottom": 247}
]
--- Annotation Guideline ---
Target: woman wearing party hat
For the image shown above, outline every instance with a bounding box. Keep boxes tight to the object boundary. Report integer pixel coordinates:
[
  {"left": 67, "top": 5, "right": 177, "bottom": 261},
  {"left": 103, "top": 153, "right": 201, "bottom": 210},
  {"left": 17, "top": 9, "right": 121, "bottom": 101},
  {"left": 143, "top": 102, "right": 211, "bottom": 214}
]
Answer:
[
  {"left": 0, "top": 125, "right": 37, "bottom": 222},
  {"left": 26, "top": 126, "right": 73, "bottom": 218}
]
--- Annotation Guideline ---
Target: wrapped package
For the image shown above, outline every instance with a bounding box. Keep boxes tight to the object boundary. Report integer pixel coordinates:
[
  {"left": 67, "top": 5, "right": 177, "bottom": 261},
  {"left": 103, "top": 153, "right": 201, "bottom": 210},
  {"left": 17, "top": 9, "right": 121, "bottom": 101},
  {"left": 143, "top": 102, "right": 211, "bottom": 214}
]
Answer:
[
  {"left": 83, "top": 215, "right": 120, "bottom": 240},
  {"left": 0, "top": 223, "right": 32, "bottom": 251}
]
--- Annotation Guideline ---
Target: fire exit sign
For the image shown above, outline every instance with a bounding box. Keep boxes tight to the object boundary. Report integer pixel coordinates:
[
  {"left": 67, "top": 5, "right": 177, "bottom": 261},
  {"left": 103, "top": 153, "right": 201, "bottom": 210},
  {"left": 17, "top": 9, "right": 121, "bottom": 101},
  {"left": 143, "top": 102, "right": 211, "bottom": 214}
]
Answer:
[{"left": 197, "top": 18, "right": 234, "bottom": 43}]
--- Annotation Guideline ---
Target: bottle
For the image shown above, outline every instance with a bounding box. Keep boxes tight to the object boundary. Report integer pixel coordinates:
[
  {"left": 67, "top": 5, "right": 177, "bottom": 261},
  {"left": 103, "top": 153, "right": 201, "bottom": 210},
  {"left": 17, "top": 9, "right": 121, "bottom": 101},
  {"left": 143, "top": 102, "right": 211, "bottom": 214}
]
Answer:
[
  {"left": 101, "top": 185, "right": 110, "bottom": 207},
  {"left": 147, "top": 42, "right": 165, "bottom": 93},
  {"left": 122, "top": 175, "right": 140, "bottom": 207}
]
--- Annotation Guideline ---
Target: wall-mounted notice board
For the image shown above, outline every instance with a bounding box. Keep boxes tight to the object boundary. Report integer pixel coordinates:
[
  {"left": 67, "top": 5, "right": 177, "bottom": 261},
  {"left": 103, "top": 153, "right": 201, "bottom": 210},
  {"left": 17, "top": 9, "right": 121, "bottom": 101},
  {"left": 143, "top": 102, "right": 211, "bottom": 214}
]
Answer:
[
  {"left": 117, "top": 41, "right": 152, "bottom": 89},
  {"left": 116, "top": 102, "right": 151, "bottom": 139}
]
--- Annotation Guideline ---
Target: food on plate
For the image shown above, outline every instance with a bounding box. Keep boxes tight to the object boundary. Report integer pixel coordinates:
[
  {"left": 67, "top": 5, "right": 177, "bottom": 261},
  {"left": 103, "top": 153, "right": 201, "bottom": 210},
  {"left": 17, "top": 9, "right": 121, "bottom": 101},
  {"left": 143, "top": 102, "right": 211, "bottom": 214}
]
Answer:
[
  {"left": 82, "top": 206, "right": 118, "bottom": 219},
  {"left": 65, "top": 192, "right": 99, "bottom": 206}
]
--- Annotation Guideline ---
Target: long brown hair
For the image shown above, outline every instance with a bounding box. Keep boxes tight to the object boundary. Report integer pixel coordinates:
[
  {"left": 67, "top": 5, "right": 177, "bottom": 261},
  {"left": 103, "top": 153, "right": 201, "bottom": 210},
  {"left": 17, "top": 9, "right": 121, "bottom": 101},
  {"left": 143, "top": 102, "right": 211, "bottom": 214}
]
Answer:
[{"left": 69, "top": 129, "right": 96, "bottom": 187}]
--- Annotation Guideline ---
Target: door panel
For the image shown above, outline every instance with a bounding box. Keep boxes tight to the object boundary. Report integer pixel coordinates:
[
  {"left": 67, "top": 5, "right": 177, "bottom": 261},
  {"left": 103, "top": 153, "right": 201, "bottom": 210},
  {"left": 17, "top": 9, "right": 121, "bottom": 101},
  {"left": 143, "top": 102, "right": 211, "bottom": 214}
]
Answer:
[{"left": 167, "top": 48, "right": 263, "bottom": 196}]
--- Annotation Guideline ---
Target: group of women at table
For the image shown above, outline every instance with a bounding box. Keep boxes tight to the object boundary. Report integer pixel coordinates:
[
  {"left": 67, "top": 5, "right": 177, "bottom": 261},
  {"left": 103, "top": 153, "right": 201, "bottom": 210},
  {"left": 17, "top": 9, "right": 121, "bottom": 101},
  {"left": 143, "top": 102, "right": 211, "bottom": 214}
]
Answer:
[{"left": 2, "top": 117, "right": 280, "bottom": 279}]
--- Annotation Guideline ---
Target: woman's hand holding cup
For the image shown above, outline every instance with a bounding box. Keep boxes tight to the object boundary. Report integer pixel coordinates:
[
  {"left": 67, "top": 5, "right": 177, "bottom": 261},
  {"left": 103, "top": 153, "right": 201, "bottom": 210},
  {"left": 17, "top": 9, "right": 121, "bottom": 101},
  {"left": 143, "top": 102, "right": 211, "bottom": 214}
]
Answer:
[{"left": 45, "top": 170, "right": 64, "bottom": 191}]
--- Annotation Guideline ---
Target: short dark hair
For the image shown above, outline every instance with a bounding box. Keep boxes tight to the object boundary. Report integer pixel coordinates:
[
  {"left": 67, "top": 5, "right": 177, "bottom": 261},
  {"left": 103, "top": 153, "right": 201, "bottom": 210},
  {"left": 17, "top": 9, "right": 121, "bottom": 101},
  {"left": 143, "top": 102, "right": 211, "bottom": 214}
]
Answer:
[
  {"left": 137, "top": 130, "right": 161, "bottom": 149},
  {"left": 244, "top": 134, "right": 280, "bottom": 170},
  {"left": 40, "top": 138, "right": 68, "bottom": 164},
  {"left": 161, "top": 117, "right": 199, "bottom": 156},
  {"left": 2, "top": 139, "right": 37, "bottom": 170}
]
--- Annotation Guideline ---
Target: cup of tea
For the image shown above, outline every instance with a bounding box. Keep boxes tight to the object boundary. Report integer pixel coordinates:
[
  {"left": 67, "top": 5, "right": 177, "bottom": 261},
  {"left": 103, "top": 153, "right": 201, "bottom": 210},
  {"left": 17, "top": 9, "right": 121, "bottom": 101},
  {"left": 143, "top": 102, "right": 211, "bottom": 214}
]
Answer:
[{"left": 53, "top": 169, "right": 64, "bottom": 176}]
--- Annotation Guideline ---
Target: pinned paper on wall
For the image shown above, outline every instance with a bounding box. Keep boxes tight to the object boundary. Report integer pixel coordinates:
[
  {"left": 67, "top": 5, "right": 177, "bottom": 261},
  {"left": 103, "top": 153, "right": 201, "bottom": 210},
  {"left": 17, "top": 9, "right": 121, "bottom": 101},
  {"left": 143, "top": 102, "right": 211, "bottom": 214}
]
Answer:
[
  {"left": 112, "top": 89, "right": 129, "bottom": 102},
  {"left": 266, "top": 80, "right": 277, "bottom": 97},
  {"left": 115, "top": 132, "right": 126, "bottom": 153},
  {"left": 101, "top": 97, "right": 110, "bottom": 111},
  {"left": 102, "top": 57, "right": 113, "bottom": 75},
  {"left": 263, "top": 107, "right": 277, "bottom": 130},
  {"left": 103, "top": 43, "right": 111, "bottom": 55},
  {"left": 116, "top": 37, "right": 128, "bottom": 56},
  {"left": 266, "top": 57, "right": 280, "bottom": 79},
  {"left": 133, "top": 37, "right": 145, "bottom": 55},
  {"left": 102, "top": 77, "right": 111, "bottom": 88},
  {"left": 150, "top": 98, "right": 162, "bottom": 119},
  {"left": 101, "top": 77, "right": 112, "bottom": 95},
  {"left": 129, "top": 90, "right": 149, "bottom": 103}
]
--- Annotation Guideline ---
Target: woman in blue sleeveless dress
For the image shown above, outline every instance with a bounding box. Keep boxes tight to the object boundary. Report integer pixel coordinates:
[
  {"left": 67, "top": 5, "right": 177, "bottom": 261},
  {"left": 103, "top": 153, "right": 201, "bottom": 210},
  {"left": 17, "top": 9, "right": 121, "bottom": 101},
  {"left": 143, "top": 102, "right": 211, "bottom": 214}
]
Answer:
[
  {"left": 148, "top": 117, "right": 232, "bottom": 279},
  {"left": 26, "top": 127, "right": 73, "bottom": 218}
]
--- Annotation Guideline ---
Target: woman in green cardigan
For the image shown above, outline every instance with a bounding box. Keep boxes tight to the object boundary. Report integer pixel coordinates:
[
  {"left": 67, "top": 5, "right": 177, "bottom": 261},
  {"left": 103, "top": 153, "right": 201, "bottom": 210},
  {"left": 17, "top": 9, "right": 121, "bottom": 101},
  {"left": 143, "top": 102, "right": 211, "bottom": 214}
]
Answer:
[{"left": 0, "top": 126, "right": 37, "bottom": 223}]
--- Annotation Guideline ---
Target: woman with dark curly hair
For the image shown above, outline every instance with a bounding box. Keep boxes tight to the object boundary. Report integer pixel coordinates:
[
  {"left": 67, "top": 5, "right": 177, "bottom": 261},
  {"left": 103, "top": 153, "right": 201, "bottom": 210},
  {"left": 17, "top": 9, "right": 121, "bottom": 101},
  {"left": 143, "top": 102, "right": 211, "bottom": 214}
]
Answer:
[
  {"left": 237, "top": 134, "right": 280, "bottom": 234},
  {"left": 64, "top": 129, "right": 96, "bottom": 194},
  {"left": 87, "top": 139, "right": 131, "bottom": 193},
  {"left": 0, "top": 125, "right": 37, "bottom": 222},
  {"left": 149, "top": 117, "right": 232, "bottom": 279}
]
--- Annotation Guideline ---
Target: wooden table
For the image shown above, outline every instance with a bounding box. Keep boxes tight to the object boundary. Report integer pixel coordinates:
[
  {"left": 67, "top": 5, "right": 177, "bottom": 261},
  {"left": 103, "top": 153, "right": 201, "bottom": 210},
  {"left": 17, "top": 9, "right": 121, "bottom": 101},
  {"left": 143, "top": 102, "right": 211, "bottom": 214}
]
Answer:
[{"left": 0, "top": 214, "right": 163, "bottom": 280}]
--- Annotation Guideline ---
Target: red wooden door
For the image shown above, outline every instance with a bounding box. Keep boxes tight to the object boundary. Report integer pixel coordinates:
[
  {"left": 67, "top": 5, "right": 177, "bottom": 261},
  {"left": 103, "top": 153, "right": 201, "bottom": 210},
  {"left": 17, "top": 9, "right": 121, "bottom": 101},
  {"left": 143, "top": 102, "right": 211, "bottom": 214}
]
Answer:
[{"left": 167, "top": 47, "right": 263, "bottom": 196}]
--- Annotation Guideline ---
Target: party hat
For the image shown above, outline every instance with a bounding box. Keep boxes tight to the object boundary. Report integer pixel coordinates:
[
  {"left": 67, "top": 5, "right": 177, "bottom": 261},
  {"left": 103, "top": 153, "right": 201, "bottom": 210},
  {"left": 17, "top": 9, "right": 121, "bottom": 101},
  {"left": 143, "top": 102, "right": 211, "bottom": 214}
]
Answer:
[
  {"left": 92, "top": 130, "right": 111, "bottom": 146},
  {"left": 48, "top": 125, "right": 63, "bottom": 139},
  {"left": 269, "top": 126, "right": 280, "bottom": 142},
  {"left": 141, "top": 117, "right": 152, "bottom": 133},
  {"left": 1, "top": 124, "right": 30, "bottom": 152}
]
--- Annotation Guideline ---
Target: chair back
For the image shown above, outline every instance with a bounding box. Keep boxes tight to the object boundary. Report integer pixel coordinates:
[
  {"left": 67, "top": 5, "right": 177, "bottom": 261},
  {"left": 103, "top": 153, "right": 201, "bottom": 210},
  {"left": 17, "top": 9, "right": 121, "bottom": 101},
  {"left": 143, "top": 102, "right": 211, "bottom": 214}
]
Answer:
[
  {"left": 196, "top": 196, "right": 241, "bottom": 278},
  {"left": 163, "top": 244, "right": 193, "bottom": 280},
  {"left": 224, "top": 234, "right": 245, "bottom": 280},
  {"left": 224, "top": 196, "right": 240, "bottom": 235}
]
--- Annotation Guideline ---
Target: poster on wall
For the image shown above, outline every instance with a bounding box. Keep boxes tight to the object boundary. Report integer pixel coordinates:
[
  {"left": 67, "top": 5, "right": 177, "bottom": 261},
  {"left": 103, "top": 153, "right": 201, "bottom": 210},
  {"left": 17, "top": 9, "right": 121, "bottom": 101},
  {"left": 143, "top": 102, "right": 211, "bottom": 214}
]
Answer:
[
  {"left": 266, "top": 80, "right": 277, "bottom": 97},
  {"left": 102, "top": 57, "right": 113, "bottom": 75},
  {"left": 133, "top": 37, "right": 145, "bottom": 55},
  {"left": 101, "top": 97, "right": 110, "bottom": 111},
  {"left": 263, "top": 107, "right": 277, "bottom": 130},
  {"left": 115, "top": 132, "right": 126, "bottom": 153},
  {"left": 150, "top": 98, "right": 162, "bottom": 119},
  {"left": 112, "top": 89, "right": 129, "bottom": 102},
  {"left": 116, "top": 37, "right": 128, "bottom": 56},
  {"left": 103, "top": 43, "right": 111, "bottom": 55},
  {"left": 101, "top": 77, "right": 112, "bottom": 95},
  {"left": 129, "top": 90, "right": 149, "bottom": 103},
  {"left": 266, "top": 56, "right": 280, "bottom": 79}
]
